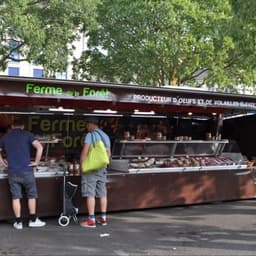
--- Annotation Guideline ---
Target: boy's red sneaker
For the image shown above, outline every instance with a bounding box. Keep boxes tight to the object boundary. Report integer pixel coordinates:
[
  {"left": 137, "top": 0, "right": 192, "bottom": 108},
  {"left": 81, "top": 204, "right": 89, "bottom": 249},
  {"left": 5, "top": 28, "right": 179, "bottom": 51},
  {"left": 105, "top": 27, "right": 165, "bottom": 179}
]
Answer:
[
  {"left": 97, "top": 216, "right": 107, "bottom": 226},
  {"left": 80, "top": 218, "right": 96, "bottom": 228}
]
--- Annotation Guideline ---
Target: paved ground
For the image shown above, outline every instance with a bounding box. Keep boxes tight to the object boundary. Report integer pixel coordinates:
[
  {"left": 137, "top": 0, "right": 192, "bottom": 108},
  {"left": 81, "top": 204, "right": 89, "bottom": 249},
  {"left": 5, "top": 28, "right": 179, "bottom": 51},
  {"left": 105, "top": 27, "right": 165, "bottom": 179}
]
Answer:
[{"left": 0, "top": 200, "right": 256, "bottom": 256}]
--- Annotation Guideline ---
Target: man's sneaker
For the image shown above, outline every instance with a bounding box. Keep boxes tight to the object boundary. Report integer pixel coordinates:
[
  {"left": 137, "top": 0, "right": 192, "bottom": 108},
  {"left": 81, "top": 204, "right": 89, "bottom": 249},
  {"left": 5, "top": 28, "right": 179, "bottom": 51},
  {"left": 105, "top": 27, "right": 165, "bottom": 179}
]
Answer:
[
  {"left": 97, "top": 216, "right": 107, "bottom": 226},
  {"left": 13, "top": 222, "right": 23, "bottom": 230},
  {"left": 80, "top": 218, "right": 96, "bottom": 228},
  {"left": 28, "top": 218, "right": 46, "bottom": 228}
]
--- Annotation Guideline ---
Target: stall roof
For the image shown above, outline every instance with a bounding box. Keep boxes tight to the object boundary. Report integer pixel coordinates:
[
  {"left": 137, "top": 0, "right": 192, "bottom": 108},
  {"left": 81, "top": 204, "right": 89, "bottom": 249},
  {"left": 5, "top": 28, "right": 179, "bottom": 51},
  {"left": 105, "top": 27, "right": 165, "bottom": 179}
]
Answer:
[{"left": 0, "top": 76, "right": 256, "bottom": 115}]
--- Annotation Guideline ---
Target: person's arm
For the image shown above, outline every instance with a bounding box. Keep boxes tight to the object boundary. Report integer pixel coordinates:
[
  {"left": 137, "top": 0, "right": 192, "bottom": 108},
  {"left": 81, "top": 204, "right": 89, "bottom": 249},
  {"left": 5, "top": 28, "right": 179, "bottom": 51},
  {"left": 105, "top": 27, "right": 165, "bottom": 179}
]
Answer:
[
  {"left": 106, "top": 134, "right": 111, "bottom": 158},
  {"left": 107, "top": 148, "right": 111, "bottom": 158},
  {"left": 30, "top": 140, "right": 43, "bottom": 166},
  {"left": 0, "top": 149, "right": 7, "bottom": 168},
  {"left": 80, "top": 132, "right": 93, "bottom": 165},
  {"left": 80, "top": 143, "right": 90, "bottom": 165}
]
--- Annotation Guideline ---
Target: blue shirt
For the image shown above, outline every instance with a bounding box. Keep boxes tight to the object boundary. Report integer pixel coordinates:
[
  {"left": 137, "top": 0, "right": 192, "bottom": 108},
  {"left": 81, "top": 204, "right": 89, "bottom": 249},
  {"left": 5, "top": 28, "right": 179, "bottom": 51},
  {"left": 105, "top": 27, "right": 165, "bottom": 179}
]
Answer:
[
  {"left": 84, "top": 128, "right": 111, "bottom": 149},
  {"left": 0, "top": 128, "right": 35, "bottom": 174}
]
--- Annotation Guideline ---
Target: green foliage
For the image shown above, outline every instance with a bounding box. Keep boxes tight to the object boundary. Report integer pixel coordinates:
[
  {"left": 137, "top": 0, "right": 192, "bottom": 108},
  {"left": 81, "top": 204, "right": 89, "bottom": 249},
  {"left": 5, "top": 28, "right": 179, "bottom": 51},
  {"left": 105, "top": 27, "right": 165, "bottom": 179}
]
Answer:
[
  {"left": 0, "top": 0, "right": 100, "bottom": 76},
  {"left": 73, "top": 0, "right": 256, "bottom": 92},
  {"left": 226, "top": 0, "right": 256, "bottom": 93}
]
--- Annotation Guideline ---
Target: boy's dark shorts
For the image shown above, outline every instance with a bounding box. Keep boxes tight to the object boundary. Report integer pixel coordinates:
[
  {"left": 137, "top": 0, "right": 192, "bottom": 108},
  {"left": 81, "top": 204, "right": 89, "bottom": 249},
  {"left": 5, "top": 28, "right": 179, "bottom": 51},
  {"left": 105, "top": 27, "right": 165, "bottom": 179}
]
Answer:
[{"left": 8, "top": 172, "right": 38, "bottom": 199}]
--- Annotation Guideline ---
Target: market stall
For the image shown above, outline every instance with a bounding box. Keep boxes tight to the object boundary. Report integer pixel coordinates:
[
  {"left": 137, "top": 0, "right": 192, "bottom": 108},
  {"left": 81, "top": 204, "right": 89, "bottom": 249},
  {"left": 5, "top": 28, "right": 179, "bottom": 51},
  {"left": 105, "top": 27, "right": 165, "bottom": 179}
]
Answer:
[{"left": 0, "top": 75, "right": 256, "bottom": 220}]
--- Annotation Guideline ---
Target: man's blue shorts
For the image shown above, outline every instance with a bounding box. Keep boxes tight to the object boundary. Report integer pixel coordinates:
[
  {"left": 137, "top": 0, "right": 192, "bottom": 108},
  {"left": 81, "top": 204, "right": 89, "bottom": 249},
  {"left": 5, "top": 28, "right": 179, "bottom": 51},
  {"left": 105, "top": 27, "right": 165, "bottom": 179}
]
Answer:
[{"left": 8, "top": 172, "right": 38, "bottom": 199}]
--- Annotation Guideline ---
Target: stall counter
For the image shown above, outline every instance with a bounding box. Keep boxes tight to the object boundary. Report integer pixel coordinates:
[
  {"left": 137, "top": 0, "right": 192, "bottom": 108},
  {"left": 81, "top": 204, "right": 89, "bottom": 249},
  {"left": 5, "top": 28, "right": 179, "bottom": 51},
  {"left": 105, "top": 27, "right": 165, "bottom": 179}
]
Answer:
[{"left": 0, "top": 168, "right": 255, "bottom": 221}]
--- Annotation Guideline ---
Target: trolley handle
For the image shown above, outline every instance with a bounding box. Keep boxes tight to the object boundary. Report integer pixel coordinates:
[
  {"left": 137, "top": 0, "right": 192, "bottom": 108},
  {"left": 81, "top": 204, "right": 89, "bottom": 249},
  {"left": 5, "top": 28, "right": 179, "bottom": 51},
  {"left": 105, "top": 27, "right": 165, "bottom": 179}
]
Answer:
[{"left": 59, "top": 163, "right": 68, "bottom": 176}]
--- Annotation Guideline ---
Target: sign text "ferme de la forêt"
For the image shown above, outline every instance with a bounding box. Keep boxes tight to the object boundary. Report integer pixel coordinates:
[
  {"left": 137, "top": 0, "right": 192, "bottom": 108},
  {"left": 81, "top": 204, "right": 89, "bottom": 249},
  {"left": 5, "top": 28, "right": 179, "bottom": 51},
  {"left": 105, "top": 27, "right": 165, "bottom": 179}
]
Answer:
[
  {"left": 25, "top": 83, "right": 110, "bottom": 98},
  {"left": 23, "top": 83, "right": 256, "bottom": 110}
]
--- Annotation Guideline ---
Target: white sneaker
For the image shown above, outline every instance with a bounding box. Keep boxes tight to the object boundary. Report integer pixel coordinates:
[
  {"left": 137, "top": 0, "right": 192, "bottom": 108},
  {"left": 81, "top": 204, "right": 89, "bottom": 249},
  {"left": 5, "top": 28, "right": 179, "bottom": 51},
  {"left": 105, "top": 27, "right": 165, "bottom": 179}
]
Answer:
[
  {"left": 28, "top": 218, "right": 46, "bottom": 228},
  {"left": 13, "top": 222, "right": 23, "bottom": 230}
]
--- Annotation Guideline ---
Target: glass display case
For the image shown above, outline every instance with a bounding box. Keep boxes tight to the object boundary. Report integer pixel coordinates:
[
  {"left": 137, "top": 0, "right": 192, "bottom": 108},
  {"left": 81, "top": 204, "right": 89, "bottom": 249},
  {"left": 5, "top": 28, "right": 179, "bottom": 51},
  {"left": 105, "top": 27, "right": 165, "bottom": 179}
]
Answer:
[{"left": 110, "top": 139, "right": 248, "bottom": 173}]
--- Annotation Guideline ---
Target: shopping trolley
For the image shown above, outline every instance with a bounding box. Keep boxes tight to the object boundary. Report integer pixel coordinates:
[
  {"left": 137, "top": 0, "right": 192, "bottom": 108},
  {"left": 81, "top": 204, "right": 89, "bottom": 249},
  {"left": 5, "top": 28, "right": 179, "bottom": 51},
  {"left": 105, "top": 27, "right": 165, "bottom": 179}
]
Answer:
[{"left": 58, "top": 164, "right": 79, "bottom": 227}]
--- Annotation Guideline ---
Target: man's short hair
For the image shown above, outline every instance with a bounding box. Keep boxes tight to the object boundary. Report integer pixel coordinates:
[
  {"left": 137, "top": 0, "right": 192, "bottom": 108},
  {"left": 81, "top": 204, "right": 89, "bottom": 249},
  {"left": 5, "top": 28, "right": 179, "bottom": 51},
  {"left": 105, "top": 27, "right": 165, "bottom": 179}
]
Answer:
[
  {"left": 12, "top": 117, "right": 25, "bottom": 127},
  {"left": 85, "top": 116, "right": 99, "bottom": 125}
]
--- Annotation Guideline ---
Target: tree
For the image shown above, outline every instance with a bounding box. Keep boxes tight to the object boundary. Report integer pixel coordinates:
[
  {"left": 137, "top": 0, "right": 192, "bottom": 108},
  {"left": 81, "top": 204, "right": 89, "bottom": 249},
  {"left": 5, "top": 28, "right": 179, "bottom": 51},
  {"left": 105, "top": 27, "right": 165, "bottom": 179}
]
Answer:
[
  {"left": 0, "top": 0, "right": 100, "bottom": 76},
  {"left": 226, "top": 0, "right": 256, "bottom": 93},
  {"left": 73, "top": 0, "right": 255, "bottom": 92}
]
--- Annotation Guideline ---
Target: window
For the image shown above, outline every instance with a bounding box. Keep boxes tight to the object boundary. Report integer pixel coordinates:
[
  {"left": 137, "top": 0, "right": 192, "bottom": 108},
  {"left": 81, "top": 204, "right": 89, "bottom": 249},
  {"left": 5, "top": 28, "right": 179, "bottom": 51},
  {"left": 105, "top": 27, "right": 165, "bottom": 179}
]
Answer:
[
  {"left": 33, "top": 69, "right": 44, "bottom": 78},
  {"left": 56, "top": 72, "right": 67, "bottom": 79},
  {"left": 9, "top": 40, "right": 20, "bottom": 61},
  {"left": 8, "top": 67, "right": 19, "bottom": 76}
]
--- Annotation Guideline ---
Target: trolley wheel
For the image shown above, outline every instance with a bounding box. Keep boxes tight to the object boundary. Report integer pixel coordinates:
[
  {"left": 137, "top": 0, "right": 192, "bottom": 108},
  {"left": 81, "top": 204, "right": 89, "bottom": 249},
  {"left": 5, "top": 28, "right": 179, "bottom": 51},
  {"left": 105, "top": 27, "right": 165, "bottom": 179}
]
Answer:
[{"left": 58, "top": 215, "right": 70, "bottom": 227}]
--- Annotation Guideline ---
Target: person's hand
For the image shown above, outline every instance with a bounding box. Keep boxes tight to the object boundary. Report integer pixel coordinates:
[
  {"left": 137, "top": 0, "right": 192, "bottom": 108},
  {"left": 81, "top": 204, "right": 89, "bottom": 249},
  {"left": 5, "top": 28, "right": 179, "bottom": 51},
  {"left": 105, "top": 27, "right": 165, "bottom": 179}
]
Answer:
[
  {"left": 1, "top": 160, "right": 8, "bottom": 168},
  {"left": 29, "top": 161, "right": 39, "bottom": 167}
]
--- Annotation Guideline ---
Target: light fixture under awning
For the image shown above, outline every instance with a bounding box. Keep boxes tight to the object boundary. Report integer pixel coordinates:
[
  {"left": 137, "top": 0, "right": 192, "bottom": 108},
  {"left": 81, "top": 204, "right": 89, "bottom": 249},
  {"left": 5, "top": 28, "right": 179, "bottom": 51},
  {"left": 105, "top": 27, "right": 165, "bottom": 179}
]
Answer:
[
  {"left": 93, "top": 109, "right": 117, "bottom": 114},
  {"left": 130, "top": 114, "right": 167, "bottom": 118},
  {"left": 133, "top": 110, "right": 155, "bottom": 115},
  {"left": 223, "top": 112, "right": 256, "bottom": 120},
  {"left": 48, "top": 106, "right": 75, "bottom": 112}
]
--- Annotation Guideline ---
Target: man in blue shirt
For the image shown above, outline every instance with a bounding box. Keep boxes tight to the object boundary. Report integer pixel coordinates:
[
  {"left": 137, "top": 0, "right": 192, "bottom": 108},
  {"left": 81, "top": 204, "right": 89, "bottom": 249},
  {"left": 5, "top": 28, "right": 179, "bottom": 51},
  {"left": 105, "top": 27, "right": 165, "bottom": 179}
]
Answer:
[
  {"left": 0, "top": 117, "right": 46, "bottom": 229},
  {"left": 80, "top": 116, "right": 111, "bottom": 228}
]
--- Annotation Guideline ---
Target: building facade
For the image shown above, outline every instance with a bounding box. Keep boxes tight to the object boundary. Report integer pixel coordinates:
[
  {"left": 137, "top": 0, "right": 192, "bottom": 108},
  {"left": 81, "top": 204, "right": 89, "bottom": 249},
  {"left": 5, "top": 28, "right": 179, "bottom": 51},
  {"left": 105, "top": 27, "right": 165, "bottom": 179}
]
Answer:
[{"left": 0, "top": 34, "right": 87, "bottom": 80}]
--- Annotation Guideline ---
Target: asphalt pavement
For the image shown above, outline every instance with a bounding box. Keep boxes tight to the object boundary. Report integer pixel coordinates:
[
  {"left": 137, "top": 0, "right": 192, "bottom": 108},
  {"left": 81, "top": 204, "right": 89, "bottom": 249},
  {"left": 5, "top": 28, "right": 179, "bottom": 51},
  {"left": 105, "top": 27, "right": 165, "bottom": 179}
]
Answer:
[{"left": 0, "top": 200, "right": 256, "bottom": 256}]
